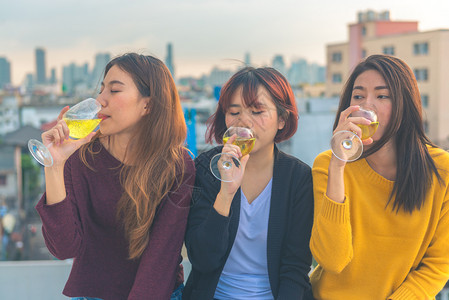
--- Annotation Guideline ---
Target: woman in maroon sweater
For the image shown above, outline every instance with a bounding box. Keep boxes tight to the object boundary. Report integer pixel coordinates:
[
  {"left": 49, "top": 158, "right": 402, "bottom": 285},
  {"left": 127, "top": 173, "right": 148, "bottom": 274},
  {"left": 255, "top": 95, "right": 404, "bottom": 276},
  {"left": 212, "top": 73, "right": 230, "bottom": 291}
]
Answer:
[{"left": 35, "top": 53, "right": 195, "bottom": 299}]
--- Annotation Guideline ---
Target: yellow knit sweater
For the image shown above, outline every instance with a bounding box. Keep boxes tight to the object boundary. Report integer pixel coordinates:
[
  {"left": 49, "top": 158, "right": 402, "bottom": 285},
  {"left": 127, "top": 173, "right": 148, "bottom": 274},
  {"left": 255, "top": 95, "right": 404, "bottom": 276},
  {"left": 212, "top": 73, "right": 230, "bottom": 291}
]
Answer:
[{"left": 310, "top": 147, "right": 449, "bottom": 300}]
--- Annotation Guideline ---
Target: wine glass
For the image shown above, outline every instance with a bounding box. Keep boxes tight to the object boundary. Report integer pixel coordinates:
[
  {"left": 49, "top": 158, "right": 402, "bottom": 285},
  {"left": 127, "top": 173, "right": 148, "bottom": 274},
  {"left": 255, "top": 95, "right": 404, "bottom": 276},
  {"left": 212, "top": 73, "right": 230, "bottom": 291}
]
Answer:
[
  {"left": 28, "top": 98, "right": 102, "bottom": 167},
  {"left": 210, "top": 126, "right": 256, "bottom": 182},
  {"left": 331, "top": 107, "right": 378, "bottom": 162}
]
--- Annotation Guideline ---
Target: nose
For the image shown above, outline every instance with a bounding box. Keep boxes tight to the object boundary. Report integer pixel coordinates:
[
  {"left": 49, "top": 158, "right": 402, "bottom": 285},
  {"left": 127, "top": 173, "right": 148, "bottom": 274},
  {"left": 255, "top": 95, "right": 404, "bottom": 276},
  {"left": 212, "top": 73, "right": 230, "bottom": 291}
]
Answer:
[
  {"left": 362, "top": 94, "right": 377, "bottom": 110},
  {"left": 237, "top": 111, "right": 255, "bottom": 129},
  {"left": 96, "top": 93, "right": 106, "bottom": 108}
]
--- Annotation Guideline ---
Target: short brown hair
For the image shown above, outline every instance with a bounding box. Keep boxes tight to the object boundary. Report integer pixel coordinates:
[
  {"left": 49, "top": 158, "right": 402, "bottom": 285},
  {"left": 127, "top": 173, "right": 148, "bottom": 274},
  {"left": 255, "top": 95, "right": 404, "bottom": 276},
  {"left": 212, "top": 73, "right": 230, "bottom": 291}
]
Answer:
[{"left": 206, "top": 67, "right": 298, "bottom": 144}]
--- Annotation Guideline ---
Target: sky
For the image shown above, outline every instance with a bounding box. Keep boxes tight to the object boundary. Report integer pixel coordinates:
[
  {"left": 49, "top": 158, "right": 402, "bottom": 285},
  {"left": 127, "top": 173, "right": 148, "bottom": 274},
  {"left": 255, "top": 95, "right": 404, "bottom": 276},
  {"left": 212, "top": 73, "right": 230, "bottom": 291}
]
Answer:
[{"left": 1, "top": 0, "right": 449, "bottom": 85}]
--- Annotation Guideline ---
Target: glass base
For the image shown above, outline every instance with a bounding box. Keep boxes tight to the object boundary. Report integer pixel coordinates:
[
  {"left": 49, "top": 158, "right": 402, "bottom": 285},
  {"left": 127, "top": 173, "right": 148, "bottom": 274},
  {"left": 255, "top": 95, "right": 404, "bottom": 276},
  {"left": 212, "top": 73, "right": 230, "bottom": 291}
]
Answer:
[
  {"left": 28, "top": 139, "right": 53, "bottom": 167},
  {"left": 330, "top": 130, "right": 363, "bottom": 162},
  {"left": 210, "top": 153, "right": 241, "bottom": 182}
]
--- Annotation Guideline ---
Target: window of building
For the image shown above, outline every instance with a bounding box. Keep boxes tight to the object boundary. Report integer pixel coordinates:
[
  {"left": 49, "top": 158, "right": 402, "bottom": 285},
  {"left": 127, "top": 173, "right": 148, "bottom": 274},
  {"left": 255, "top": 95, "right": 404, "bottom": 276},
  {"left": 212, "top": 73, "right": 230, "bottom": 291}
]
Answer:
[
  {"left": 361, "top": 49, "right": 367, "bottom": 58},
  {"left": 383, "top": 46, "right": 395, "bottom": 55},
  {"left": 413, "top": 42, "right": 429, "bottom": 55},
  {"left": 421, "top": 94, "right": 429, "bottom": 108},
  {"left": 332, "top": 52, "right": 342, "bottom": 63},
  {"left": 414, "top": 68, "right": 429, "bottom": 81},
  {"left": 361, "top": 26, "right": 366, "bottom": 36},
  {"left": 332, "top": 73, "right": 342, "bottom": 83},
  {"left": 0, "top": 175, "right": 6, "bottom": 186}
]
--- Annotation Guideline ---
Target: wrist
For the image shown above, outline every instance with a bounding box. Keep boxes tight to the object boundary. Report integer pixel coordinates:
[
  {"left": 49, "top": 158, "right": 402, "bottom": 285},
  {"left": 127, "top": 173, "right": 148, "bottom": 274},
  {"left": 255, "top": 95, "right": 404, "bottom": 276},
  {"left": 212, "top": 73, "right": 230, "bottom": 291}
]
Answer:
[
  {"left": 217, "top": 191, "right": 234, "bottom": 203},
  {"left": 329, "top": 155, "right": 346, "bottom": 170},
  {"left": 45, "top": 162, "right": 65, "bottom": 172}
]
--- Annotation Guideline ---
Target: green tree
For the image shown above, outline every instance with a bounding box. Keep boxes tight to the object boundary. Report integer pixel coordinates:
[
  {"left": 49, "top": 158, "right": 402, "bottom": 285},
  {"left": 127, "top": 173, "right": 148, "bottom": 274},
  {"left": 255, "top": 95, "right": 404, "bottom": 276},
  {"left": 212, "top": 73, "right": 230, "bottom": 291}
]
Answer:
[{"left": 21, "top": 153, "right": 42, "bottom": 217}]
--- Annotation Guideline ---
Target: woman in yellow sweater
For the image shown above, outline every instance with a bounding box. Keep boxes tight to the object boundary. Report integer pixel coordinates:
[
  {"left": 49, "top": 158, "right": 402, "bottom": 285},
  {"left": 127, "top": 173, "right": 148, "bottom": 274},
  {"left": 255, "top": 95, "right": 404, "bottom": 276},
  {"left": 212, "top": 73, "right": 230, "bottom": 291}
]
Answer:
[{"left": 310, "top": 54, "right": 449, "bottom": 300}]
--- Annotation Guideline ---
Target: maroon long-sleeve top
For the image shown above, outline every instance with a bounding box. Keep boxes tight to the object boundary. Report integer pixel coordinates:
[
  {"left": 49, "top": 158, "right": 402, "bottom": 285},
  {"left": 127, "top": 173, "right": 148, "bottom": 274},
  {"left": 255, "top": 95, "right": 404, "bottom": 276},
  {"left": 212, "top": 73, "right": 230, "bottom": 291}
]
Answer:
[{"left": 35, "top": 141, "right": 195, "bottom": 299}]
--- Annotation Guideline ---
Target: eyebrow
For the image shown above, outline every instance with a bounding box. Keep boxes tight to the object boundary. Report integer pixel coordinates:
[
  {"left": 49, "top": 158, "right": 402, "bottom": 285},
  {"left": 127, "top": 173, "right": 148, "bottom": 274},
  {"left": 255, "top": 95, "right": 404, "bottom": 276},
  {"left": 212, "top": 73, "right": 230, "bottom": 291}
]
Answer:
[
  {"left": 353, "top": 85, "right": 389, "bottom": 91},
  {"left": 229, "top": 101, "right": 266, "bottom": 108},
  {"left": 101, "top": 80, "right": 125, "bottom": 86}
]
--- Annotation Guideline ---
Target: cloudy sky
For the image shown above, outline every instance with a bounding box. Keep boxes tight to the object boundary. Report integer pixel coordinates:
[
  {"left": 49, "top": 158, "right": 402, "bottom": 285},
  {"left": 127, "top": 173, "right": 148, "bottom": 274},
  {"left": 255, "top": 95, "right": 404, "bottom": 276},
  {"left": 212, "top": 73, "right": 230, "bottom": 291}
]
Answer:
[{"left": 1, "top": 0, "right": 449, "bottom": 84}]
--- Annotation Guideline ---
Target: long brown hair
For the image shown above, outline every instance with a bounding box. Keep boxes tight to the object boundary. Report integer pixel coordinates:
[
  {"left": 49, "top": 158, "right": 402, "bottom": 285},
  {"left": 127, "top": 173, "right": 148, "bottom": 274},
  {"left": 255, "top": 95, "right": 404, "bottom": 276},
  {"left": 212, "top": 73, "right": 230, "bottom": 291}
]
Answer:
[
  {"left": 335, "top": 54, "right": 442, "bottom": 213},
  {"left": 206, "top": 66, "right": 298, "bottom": 144},
  {"left": 81, "top": 53, "right": 187, "bottom": 259}
]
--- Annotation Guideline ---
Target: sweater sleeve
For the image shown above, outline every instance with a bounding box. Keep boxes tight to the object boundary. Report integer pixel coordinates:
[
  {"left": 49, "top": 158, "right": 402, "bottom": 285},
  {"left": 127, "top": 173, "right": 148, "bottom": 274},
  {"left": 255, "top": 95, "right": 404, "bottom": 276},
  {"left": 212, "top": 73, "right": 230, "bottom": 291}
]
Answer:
[
  {"left": 184, "top": 154, "right": 234, "bottom": 274},
  {"left": 277, "top": 166, "right": 314, "bottom": 300},
  {"left": 309, "top": 151, "right": 353, "bottom": 273},
  {"left": 388, "top": 188, "right": 449, "bottom": 300},
  {"left": 128, "top": 157, "right": 195, "bottom": 300},
  {"left": 35, "top": 156, "right": 84, "bottom": 260}
]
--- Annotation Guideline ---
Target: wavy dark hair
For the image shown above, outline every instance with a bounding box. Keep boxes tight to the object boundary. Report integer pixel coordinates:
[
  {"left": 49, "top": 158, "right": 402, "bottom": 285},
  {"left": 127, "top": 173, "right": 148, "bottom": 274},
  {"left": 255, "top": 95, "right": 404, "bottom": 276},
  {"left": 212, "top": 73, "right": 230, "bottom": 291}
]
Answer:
[
  {"left": 335, "top": 54, "right": 442, "bottom": 213},
  {"left": 206, "top": 66, "right": 298, "bottom": 144},
  {"left": 80, "top": 53, "right": 186, "bottom": 259}
]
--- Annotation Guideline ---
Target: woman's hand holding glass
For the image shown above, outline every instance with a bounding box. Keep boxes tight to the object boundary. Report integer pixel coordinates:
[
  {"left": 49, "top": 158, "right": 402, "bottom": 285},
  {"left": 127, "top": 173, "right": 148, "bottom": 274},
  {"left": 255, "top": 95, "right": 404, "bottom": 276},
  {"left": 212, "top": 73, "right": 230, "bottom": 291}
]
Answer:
[
  {"left": 210, "top": 126, "right": 255, "bottom": 184},
  {"left": 217, "top": 134, "right": 251, "bottom": 194},
  {"left": 28, "top": 98, "right": 101, "bottom": 167},
  {"left": 331, "top": 105, "right": 378, "bottom": 162},
  {"left": 41, "top": 107, "right": 97, "bottom": 166}
]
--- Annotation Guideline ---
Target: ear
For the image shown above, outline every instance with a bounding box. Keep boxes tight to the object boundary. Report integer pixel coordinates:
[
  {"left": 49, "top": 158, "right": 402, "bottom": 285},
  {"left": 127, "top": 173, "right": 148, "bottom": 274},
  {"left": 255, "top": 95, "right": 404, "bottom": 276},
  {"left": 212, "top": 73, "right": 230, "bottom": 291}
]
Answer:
[
  {"left": 142, "top": 97, "right": 150, "bottom": 116},
  {"left": 278, "top": 118, "right": 286, "bottom": 130}
]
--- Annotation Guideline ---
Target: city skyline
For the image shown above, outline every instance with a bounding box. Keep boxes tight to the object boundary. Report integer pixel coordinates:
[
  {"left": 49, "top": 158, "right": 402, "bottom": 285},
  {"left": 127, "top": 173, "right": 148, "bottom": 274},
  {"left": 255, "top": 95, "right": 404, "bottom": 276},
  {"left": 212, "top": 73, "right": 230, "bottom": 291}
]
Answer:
[{"left": 2, "top": 0, "right": 449, "bottom": 85}]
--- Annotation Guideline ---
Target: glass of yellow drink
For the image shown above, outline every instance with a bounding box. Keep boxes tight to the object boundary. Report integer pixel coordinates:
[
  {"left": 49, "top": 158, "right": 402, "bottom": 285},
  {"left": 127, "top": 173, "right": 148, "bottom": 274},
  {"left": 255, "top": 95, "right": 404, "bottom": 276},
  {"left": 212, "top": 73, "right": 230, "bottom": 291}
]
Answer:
[
  {"left": 28, "top": 98, "right": 102, "bottom": 167},
  {"left": 210, "top": 126, "right": 256, "bottom": 182},
  {"left": 331, "top": 107, "right": 378, "bottom": 162}
]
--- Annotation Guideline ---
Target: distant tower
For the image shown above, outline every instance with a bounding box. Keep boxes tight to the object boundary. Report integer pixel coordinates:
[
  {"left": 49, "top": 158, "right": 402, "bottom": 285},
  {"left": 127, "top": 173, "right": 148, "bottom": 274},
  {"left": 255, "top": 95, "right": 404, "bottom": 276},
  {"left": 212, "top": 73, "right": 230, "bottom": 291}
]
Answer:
[
  {"left": 91, "top": 52, "right": 111, "bottom": 88},
  {"left": 244, "top": 52, "right": 251, "bottom": 66},
  {"left": 0, "top": 57, "right": 11, "bottom": 88},
  {"left": 165, "top": 43, "right": 175, "bottom": 78},
  {"left": 49, "top": 68, "right": 57, "bottom": 84},
  {"left": 272, "top": 55, "right": 286, "bottom": 76},
  {"left": 35, "top": 47, "right": 47, "bottom": 84}
]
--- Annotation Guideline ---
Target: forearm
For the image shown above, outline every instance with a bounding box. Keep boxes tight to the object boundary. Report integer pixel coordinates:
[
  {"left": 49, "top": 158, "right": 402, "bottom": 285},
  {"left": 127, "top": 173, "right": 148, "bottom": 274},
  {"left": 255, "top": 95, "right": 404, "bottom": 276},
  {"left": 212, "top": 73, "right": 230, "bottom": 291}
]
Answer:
[
  {"left": 44, "top": 164, "right": 67, "bottom": 205},
  {"left": 213, "top": 191, "right": 234, "bottom": 217},
  {"left": 326, "top": 156, "right": 346, "bottom": 203},
  {"left": 311, "top": 155, "right": 353, "bottom": 273},
  {"left": 36, "top": 195, "right": 82, "bottom": 259}
]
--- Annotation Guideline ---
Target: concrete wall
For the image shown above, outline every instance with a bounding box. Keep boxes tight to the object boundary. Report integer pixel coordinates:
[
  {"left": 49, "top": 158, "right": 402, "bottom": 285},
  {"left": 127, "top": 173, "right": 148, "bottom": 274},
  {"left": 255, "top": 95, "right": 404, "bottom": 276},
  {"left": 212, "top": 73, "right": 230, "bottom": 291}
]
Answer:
[{"left": 0, "top": 259, "right": 192, "bottom": 300}]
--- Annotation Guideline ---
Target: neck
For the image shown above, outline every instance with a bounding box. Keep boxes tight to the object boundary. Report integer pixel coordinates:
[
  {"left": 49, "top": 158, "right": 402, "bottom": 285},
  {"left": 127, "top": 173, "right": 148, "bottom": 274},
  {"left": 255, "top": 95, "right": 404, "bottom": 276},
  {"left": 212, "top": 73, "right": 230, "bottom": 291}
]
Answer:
[
  {"left": 365, "top": 140, "right": 397, "bottom": 180},
  {"left": 101, "top": 134, "right": 134, "bottom": 164}
]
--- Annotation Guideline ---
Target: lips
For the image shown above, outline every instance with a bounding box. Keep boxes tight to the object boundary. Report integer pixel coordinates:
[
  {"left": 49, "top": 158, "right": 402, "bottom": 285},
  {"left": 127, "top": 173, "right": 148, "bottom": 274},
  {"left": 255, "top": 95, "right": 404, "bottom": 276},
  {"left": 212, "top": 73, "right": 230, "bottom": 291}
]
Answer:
[{"left": 97, "top": 113, "right": 109, "bottom": 120}]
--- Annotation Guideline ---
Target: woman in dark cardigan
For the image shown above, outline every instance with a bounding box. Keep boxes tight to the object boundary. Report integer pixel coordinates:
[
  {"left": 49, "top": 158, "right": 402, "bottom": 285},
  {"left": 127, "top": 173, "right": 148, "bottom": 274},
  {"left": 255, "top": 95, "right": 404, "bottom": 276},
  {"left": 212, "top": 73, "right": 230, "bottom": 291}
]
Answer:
[{"left": 183, "top": 67, "right": 314, "bottom": 300}]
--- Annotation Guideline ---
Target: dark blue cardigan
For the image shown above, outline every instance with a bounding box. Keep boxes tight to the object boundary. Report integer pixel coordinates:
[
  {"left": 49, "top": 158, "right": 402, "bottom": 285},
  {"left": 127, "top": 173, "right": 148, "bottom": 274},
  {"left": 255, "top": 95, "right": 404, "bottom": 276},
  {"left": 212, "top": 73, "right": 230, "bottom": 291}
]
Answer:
[{"left": 183, "top": 146, "right": 314, "bottom": 300}]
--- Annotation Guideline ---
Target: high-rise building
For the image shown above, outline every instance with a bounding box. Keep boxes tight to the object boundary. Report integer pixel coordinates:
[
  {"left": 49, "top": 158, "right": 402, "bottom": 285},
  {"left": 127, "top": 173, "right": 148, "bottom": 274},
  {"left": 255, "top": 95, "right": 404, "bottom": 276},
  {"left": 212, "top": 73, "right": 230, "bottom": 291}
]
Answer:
[
  {"left": 326, "top": 10, "right": 449, "bottom": 146},
  {"left": 35, "top": 47, "right": 47, "bottom": 84},
  {"left": 24, "top": 73, "right": 34, "bottom": 93},
  {"left": 91, "top": 52, "right": 111, "bottom": 89},
  {"left": 244, "top": 52, "right": 251, "bottom": 66},
  {"left": 309, "top": 63, "right": 326, "bottom": 85},
  {"left": 62, "top": 62, "right": 90, "bottom": 95},
  {"left": 272, "top": 55, "right": 286, "bottom": 76},
  {"left": 49, "top": 68, "right": 57, "bottom": 84},
  {"left": 288, "top": 59, "right": 326, "bottom": 86},
  {"left": 0, "top": 57, "right": 11, "bottom": 88},
  {"left": 287, "top": 58, "right": 308, "bottom": 86},
  {"left": 165, "top": 43, "right": 175, "bottom": 78},
  {"left": 207, "top": 67, "right": 232, "bottom": 88}
]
